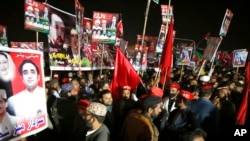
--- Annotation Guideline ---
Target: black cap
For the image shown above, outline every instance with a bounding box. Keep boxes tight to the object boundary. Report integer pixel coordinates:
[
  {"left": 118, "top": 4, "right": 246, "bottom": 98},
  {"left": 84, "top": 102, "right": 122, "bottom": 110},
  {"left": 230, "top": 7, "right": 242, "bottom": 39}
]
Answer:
[{"left": 141, "top": 95, "right": 162, "bottom": 110}]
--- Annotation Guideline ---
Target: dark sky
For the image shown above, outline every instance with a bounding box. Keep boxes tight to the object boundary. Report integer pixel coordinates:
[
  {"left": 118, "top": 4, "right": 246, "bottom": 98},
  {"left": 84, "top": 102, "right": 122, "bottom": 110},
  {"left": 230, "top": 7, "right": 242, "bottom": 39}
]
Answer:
[{"left": 0, "top": 0, "right": 249, "bottom": 52}]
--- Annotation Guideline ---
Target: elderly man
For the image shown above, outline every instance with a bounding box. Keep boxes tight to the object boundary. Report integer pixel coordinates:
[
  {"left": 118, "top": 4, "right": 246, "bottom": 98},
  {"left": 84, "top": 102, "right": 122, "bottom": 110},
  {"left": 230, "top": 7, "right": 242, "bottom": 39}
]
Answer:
[{"left": 112, "top": 85, "right": 136, "bottom": 139}]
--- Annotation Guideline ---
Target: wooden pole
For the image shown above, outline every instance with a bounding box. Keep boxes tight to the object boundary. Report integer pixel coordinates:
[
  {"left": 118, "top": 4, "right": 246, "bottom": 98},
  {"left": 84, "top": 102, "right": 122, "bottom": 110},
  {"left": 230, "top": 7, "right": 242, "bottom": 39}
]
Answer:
[
  {"left": 236, "top": 67, "right": 239, "bottom": 74},
  {"left": 162, "top": 68, "right": 168, "bottom": 90},
  {"left": 179, "top": 65, "right": 184, "bottom": 82},
  {"left": 36, "top": 32, "right": 39, "bottom": 50},
  {"left": 196, "top": 59, "right": 206, "bottom": 80},
  {"left": 100, "top": 44, "right": 104, "bottom": 77},
  {"left": 78, "top": 32, "right": 82, "bottom": 76},
  {"left": 141, "top": 0, "right": 151, "bottom": 47}
]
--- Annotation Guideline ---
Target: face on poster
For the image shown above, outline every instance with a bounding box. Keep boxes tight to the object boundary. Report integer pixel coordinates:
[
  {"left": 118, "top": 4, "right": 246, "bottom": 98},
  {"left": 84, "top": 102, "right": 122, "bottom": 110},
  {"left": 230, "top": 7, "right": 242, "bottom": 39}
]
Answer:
[
  {"left": 156, "top": 24, "right": 167, "bottom": 53},
  {"left": 24, "top": 1, "right": 50, "bottom": 34},
  {"left": 82, "top": 17, "right": 93, "bottom": 44},
  {"left": 75, "top": 0, "right": 84, "bottom": 34}
]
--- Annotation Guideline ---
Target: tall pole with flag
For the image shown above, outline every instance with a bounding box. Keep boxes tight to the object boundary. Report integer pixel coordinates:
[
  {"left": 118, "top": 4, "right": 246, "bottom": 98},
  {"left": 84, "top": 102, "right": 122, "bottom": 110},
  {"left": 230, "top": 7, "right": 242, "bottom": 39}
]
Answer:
[
  {"left": 110, "top": 48, "right": 142, "bottom": 101},
  {"left": 160, "top": 18, "right": 174, "bottom": 89}
]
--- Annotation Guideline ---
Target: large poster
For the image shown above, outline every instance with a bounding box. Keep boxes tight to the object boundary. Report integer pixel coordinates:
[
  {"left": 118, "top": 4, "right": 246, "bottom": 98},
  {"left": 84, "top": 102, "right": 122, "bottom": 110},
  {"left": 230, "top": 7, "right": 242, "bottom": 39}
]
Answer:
[
  {"left": 203, "top": 37, "right": 222, "bottom": 61},
  {"left": 24, "top": 0, "right": 50, "bottom": 34},
  {"left": 47, "top": 4, "right": 88, "bottom": 70},
  {"left": 92, "top": 11, "right": 119, "bottom": 44},
  {"left": 47, "top": 4, "right": 114, "bottom": 71},
  {"left": 0, "top": 46, "right": 47, "bottom": 141},
  {"left": 219, "top": 9, "right": 233, "bottom": 37}
]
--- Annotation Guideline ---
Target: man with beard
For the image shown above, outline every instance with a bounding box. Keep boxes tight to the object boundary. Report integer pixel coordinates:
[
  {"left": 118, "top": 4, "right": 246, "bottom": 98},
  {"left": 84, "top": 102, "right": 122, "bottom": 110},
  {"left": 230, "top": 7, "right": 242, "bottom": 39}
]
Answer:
[
  {"left": 212, "top": 85, "right": 236, "bottom": 138},
  {"left": 120, "top": 95, "right": 163, "bottom": 141},
  {"left": 49, "top": 13, "right": 66, "bottom": 52},
  {"left": 84, "top": 102, "right": 110, "bottom": 141},
  {"left": 112, "top": 86, "right": 136, "bottom": 139},
  {"left": 97, "top": 90, "right": 114, "bottom": 140},
  {"left": 157, "top": 82, "right": 180, "bottom": 131},
  {"left": 66, "top": 28, "right": 86, "bottom": 66}
]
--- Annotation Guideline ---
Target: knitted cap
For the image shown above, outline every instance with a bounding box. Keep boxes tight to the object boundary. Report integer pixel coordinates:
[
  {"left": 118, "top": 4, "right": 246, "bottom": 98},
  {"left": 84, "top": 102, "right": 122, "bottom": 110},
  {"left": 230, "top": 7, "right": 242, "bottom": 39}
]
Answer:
[{"left": 87, "top": 102, "right": 107, "bottom": 117}]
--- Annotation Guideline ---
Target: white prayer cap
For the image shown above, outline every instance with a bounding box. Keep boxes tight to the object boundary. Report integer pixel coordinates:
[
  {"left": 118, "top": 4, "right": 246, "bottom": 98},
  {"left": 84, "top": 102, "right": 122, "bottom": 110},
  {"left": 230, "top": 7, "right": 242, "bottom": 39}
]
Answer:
[
  {"left": 199, "top": 75, "right": 210, "bottom": 82},
  {"left": 0, "top": 89, "right": 7, "bottom": 99}
]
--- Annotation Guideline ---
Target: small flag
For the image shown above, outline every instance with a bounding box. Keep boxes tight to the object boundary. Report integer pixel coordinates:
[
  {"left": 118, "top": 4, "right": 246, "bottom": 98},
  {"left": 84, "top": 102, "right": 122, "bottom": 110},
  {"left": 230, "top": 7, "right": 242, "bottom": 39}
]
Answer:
[{"left": 153, "top": 0, "right": 160, "bottom": 4}]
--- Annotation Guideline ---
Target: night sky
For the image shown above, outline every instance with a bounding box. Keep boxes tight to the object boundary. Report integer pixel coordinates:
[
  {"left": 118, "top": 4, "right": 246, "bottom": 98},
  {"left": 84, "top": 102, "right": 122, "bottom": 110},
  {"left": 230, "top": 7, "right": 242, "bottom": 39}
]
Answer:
[{"left": 0, "top": 0, "right": 249, "bottom": 52}]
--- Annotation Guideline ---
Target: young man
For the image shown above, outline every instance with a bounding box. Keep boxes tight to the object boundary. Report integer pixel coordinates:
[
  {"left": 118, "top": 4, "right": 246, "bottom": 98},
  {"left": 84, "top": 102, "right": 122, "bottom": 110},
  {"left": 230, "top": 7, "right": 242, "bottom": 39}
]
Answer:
[{"left": 7, "top": 59, "right": 47, "bottom": 120}]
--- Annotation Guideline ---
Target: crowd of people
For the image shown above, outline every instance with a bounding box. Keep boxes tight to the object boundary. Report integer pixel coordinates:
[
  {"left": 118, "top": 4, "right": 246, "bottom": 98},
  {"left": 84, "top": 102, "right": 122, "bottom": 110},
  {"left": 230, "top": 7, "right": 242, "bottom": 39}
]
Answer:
[{"left": 19, "top": 63, "right": 249, "bottom": 141}]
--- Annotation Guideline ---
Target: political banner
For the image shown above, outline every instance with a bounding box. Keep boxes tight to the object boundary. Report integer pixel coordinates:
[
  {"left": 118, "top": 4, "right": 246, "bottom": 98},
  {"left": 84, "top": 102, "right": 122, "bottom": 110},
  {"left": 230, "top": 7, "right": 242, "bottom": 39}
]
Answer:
[
  {"left": 82, "top": 17, "right": 93, "bottom": 44},
  {"left": 92, "top": 11, "right": 119, "bottom": 44},
  {"left": 232, "top": 49, "right": 248, "bottom": 68},
  {"left": 161, "top": 4, "right": 173, "bottom": 25},
  {"left": 24, "top": 0, "right": 50, "bottom": 34},
  {"left": 156, "top": 24, "right": 167, "bottom": 53},
  {"left": 203, "top": 37, "right": 222, "bottom": 62},
  {"left": 0, "top": 46, "right": 47, "bottom": 141},
  {"left": 219, "top": 8, "right": 233, "bottom": 37},
  {"left": 177, "top": 46, "right": 193, "bottom": 65},
  {"left": 10, "top": 42, "right": 44, "bottom": 51},
  {"left": 75, "top": 0, "right": 84, "bottom": 34}
]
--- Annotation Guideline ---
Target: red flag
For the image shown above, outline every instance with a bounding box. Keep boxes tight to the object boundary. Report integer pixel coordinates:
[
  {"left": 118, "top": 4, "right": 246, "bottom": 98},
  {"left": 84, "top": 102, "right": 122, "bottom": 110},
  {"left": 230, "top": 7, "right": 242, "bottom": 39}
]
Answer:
[
  {"left": 116, "top": 20, "right": 123, "bottom": 37},
  {"left": 110, "top": 48, "right": 141, "bottom": 100},
  {"left": 159, "top": 18, "right": 174, "bottom": 85},
  {"left": 236, "top": 60, "right": 250, "bottom": 125}
]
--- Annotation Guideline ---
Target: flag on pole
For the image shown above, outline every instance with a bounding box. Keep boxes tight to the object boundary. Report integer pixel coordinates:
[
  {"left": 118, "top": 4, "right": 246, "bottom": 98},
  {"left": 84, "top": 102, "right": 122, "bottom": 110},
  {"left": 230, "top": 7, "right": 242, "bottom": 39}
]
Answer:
[
  {"left": 236, "top": 59, "right": 250, "bottom": 125},
  {"left": 159, "top": 18, "right": 174, "bottom": 85},
  {"left": 110, "top": 48, "right": 141, "bottom": 100},
  {"left": 116, "top": 19, "right": 123, "bottom": 37},
  {"left": 153, "top": 0, "right": 160, "bottom": 4}
]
